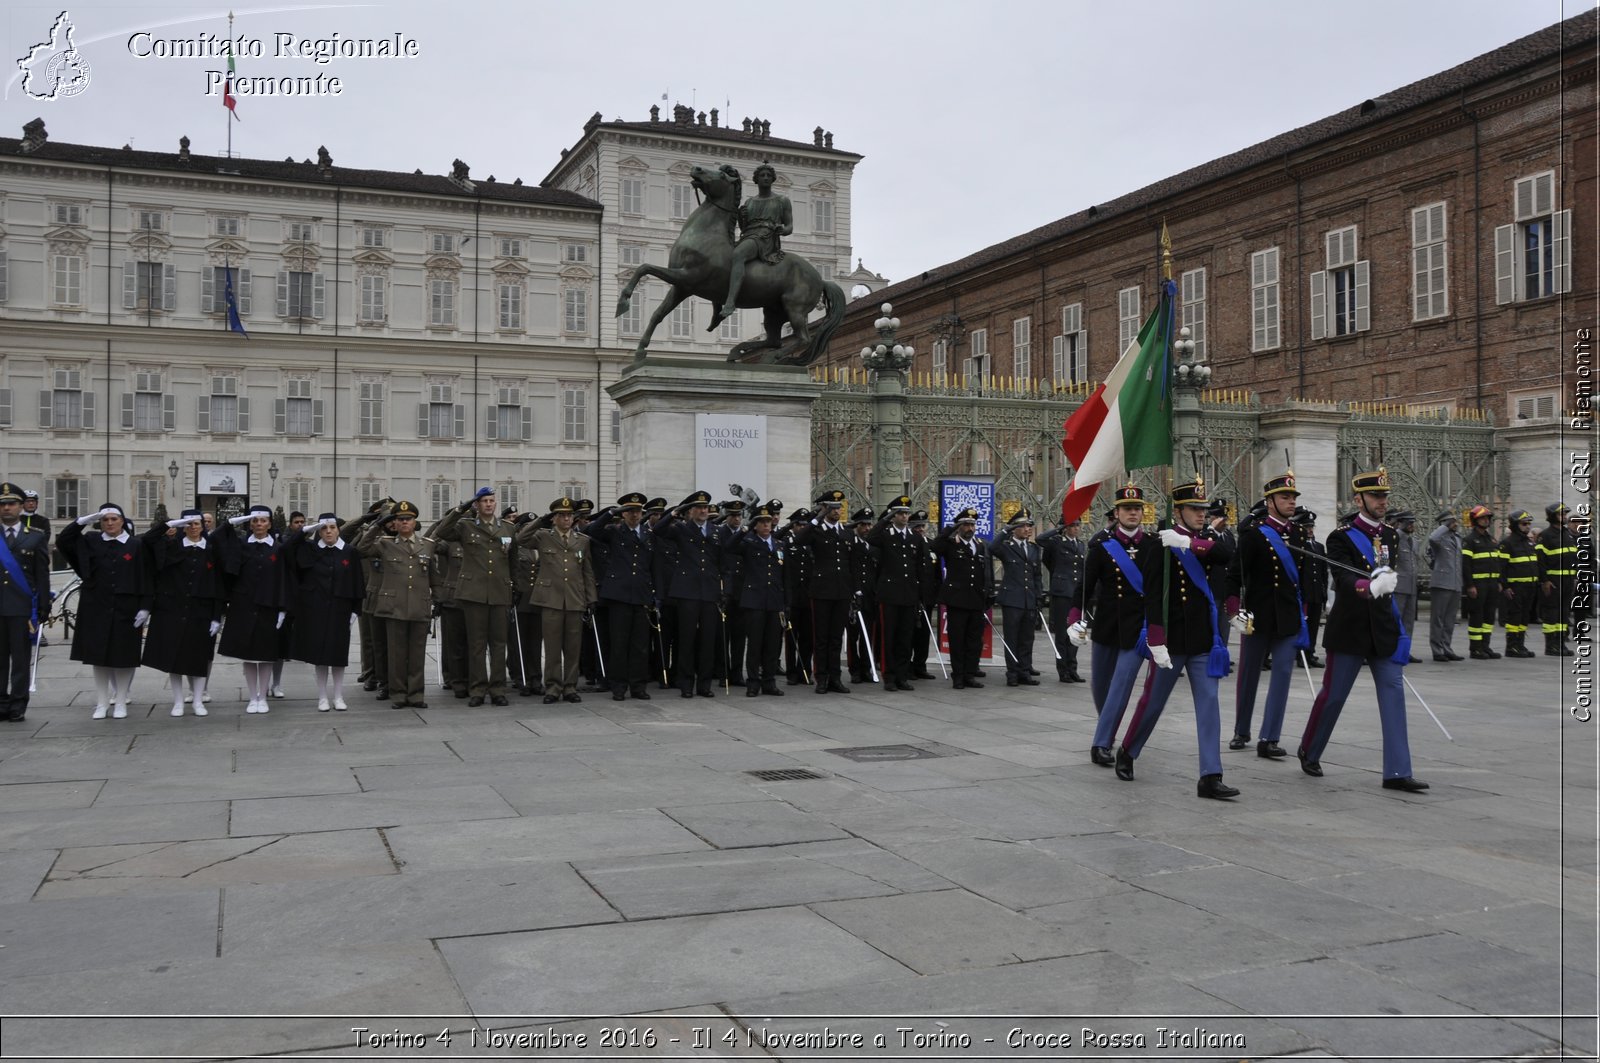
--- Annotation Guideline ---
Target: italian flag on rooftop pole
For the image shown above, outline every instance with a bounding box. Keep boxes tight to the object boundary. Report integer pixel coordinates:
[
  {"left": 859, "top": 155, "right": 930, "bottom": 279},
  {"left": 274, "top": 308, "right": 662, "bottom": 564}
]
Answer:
[
  {"left": 1059, "top": 277, "right": 1177, "bottom": 524},
  {"left": 223, "top": 49, "right": 238, "bottom": 116}
]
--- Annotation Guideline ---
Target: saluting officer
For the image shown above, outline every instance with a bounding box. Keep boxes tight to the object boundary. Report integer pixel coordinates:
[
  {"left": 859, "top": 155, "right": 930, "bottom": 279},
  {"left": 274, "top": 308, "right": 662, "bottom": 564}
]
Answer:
[
  {"left": 141, "top": 508, "right": 224, "bottom": 717},
  {"left": 930, "top": 507, "right": 995, "bottom": 689},
  {"left": 286, "top": 513, "right": 366, "bottom": 712},
  {"left": 1297, "top": 468, "right": 1428, "bottom": 792},
  {"left": 0, "top": 482, "right": 51, "bottom": 722},
  {"left": 433, "top": 487, "right": 515, "bottom": 706},
  {"left": 506, "top": 511, "right": 544, "bottom": 697},
  {"left": 1037, "top": 516, "right": 1086, "bottom": 683},
  {"left": 846, "top": 506, "right": 878, "bottom": 684},
  {"left": 1499, "top": 510, "right": 1539, "bottom": 657},
  {"left": 794, "top": 490, "right": 856, "bottom": 694},
  {"left": 1071, "top": 484, "right": 1152, "bottom": 767},
  {"left": 588, "top": 493, "right": 655, "bottom": 701},
  {"left": 725, "top": 500, "right": 789, "bottom": 696},
  {"left": 993, "top": 509, "right": 1044, "bottom": 686},
  {"left": 212, "top": 503, "right": 287, "bottom": 715},
  {"left": 345, "top": 499, "right": 391, "bottom": 695},
  {"left": 1113, "top": 478, "right": 1239, "bottom": 799},
  {"left": 1462, "top": 504, "right": 1504, "bottom": 659},
  {"left": 654, "top": 490, "right": 724, "bottom": 698},
  {"left": 1228, "top": 471, "right": 1308, "bottom": 758},
  {"left": 780, "top": 508, "right": 816, "bottom": 685},
  {"left": 518, "top": 497, "right": 600, "bottom": 704},
  {"left": 866, "top": 496, "right": 925, "bottom": 692},
  {"left": 908, "top": 510, "right": 942, "bottom": 680},
  {"left": 356, "top": 501, "right": 439, "bottom": 709}
]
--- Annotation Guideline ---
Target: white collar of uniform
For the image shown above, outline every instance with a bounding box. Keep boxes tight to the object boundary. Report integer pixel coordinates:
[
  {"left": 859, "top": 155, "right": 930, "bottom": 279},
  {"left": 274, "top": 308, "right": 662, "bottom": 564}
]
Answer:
[
  {"left": 181, "top": 537, "right": 207, "bottom": 549},
  {"left": 317, "top": 537, "right": 346, "bottom": 550},
  {"left": 101, "top": 530, "right": 130, "bottom": 543},
  {"left": 248, "top": 533, "right": 275, "bottom": 545}
]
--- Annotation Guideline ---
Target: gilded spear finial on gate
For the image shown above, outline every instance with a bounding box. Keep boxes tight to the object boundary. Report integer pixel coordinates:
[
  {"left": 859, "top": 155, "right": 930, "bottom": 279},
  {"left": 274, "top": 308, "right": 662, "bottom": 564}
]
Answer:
[{"left": 1160, "top": 220, "right": 1173, "bottom": 282}]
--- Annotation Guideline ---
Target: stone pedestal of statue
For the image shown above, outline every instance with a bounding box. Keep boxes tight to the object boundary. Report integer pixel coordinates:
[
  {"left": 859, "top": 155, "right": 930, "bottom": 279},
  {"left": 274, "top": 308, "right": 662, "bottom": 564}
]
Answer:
[{"left": 607, "top": 358, "right": 821, "bottom": 505}]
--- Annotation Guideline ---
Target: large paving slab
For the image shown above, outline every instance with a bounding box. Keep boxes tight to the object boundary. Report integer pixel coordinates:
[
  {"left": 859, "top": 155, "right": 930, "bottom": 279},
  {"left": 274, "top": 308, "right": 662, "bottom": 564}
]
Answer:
[
  {"left": 385, "top": 809, "right": 710, "bottom": 871},
  {"left": 659, "top": 798, "right": 851, "bottom": 848},
  {"left": 227, "top": 782, "right": 518, "bottom": 834},
  {"left": 437, "top": 907, "right": 911, "bottom": 1016},
  {"left": 0, "top": 800, "right": 229, "bottom": 851},
  {"left": 0, "top": 890, "right": 221, "bottom": 977}
]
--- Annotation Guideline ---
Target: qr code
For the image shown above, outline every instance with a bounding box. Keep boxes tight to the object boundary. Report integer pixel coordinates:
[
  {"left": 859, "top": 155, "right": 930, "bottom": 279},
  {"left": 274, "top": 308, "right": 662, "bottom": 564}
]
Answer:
[{"left": 941, "top": 481, "right": 995, "bottom": 539}]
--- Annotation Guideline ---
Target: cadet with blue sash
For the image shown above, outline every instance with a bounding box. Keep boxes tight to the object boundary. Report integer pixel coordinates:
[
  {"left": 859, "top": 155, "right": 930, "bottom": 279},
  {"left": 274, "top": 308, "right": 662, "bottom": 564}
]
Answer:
[
  {"left": 0, "top": 482, "right": 51, "bottom": 722},
  {"left": 1069, "top": 483, "right": 1152, "bottom": 767},
  {"left": 1297, "top": 468, "right": 1429, "bottom": 792},
  {"left": 1228, "top": 470, "right": 1308, "bottom": 758},
  {"left": 1113, "top": 478, "right": 1239, "bottom": 799}
]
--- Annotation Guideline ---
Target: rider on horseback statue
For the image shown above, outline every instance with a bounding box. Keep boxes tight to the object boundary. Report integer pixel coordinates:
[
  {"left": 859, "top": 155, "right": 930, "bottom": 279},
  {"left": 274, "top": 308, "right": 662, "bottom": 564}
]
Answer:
[{"left": 718, "top": 161, "right": 793, "bottom": 327}]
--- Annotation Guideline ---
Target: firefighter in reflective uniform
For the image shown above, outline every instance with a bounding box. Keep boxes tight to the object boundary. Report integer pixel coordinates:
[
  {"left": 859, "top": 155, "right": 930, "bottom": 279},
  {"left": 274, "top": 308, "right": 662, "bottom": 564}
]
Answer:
[
  {"left": 1538, "top": 502, "right": 1578, "bottom": 656},
  {"left": 1498, "top": 510, "right": 1539, "bottom": 658},
  {"left": 1461, "top": 504, "right": 1504, "bottom": 659}
]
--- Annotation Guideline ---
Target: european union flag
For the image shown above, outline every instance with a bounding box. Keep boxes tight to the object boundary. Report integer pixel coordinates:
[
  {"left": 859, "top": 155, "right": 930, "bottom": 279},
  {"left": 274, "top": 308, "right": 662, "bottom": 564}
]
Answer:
[{"left": 224, "top": 261, "right": 248, "bottom": 338}]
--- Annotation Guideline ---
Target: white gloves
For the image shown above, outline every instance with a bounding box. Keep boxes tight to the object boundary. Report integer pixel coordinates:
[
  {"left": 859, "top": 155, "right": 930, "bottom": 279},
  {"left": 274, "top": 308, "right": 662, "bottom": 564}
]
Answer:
[
  {"left": 75, "top": 512, "right": 99, "bottom": 526},
  {"left": 1067, "top": 621, "right": 1089, "bottom": 647},
  {"left": 167, "top": 517, "right": 194, "bottom": 529},
  {"left": 1368, "top": 567, "right": 1398, "bottom": 598},
  {"left": 275, "top": 611, "right": 286, "bottom": 629},
  {"left": 1159, "top": 528, "right": 1190, "bottom": 550},
  {"left": 208, "top": 620, "right": 222, "bottom": 637},
  {"left": 133, "top": 609, "right": 151, "bottom": 628},
  {"left": 228, "top": 513, "right": 253, "bottom": 525},
  {"left": 349, "top": 613, "right": 357, "bottom": 626},
  {"left": 1150, "top": 644, "right": 1173, "bottom": 669},
  {"left": 1229, "top": 609, "right": 1253, "bottom": 634}
]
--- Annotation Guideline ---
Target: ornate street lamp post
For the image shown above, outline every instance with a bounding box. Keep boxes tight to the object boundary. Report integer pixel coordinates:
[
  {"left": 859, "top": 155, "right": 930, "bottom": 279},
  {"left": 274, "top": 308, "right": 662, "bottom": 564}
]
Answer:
[
  {"left": 860, "top": 302, "right": 915, "bottom": 512},
  {"left": 1170, "top": 324, "right": 1212, "bottom": 478}
]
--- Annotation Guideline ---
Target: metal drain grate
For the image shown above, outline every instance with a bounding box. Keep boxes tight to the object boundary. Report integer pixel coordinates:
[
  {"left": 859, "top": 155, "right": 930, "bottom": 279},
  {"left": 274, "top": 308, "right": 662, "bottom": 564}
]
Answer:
[
  {"left": 826, "top": 744, "right": 944, "bottom": 762},
  {"left": 747, "top": 768, "right": 828, "bottom": 781}
]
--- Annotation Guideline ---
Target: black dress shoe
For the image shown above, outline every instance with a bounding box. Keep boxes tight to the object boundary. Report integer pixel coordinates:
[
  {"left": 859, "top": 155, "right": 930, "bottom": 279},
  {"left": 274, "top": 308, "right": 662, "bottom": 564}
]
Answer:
[
  {"left": 895, "top": 680, "right": 913, "bottom": 691},
  {"left": 1114, "top": 747, "right": 1134, "bottom": 781},
  {"left": 696, "top": 688, "right": 714, "bottom": 698},
  {"left": 543, "top": 694, "right": 560, "bottom": 704},
  {"left": 375, "top": 688, "right": 389, "bottom": 701},
  {"left": 411, "top": 700, "right": 427, "bottom": 709},
  {"left": 1445, "top": 651, "right": 1465, "bottom": 661},
  {"left": 762, "top": 686, "right": 785, "bottom": 696},
  {"left": 613, "top": 690, "right": 627, "bottom": 701},
  {"left": 912, "top": 671, "right": 937, "bottom": 680},
  {"left": 1257, "top": 741, "right": 1288, "bottom": 759},
  {"left": 453, "top": 688, "right": 469, "bottom": 699},
  {"left": 1090, "top": 746, "right": 1114, "bottom": 767},
  {"left": 972, "top": 669, "right": 986, "bottom": 678},
  {"left": 746, "top": 687, "right": 760, "bottom": 698},
  {"left": 564, "top": 692, "right": 582, "bottom": 703},
  {"left": 467, "top": 696, "right": 484, "bottom": 707},
  {"left": 815, "top": 682, "right": 829, "bottom": 694},
  {"left": 681, "top": 689, "right": 695, "bottom": 699},
  {"left": 362, "top": 679, "right": 379, "bottom": 692},
  {"left": 963, "top": 679, "right": 984, "bottom": 688},
  {"left": 1433, "top": 653, "right": 1452, "bottom": 662},
  {"left": 1019, "top": 676, "right": 1040, "bottom": 686},
  {"left": 1028, "top": 668, "right": 1040, "bottom": 676},
  {"left": 827, "top": 679, "right": 850, "bottom": 694},
  {"left": 1305, "top": 656, "right": 1324, "bottom": 668},
  {"left": 631, "top": 689, "right": 652, "bottom": 700},
  {"left": 1066, "top": 672, "right": 1084, "bottom": 683},
  {"left": 951, "top": 679, "right": 966, "bottom": 690},
  {"left": 1382, "top": 776, "right": 1430, "bottom": 792},
  {"left": 1198, "top": 774, "right": 1240, "bottom": 799},
  {"left": 1407, "top": 655, "right": 1423, "bottom": 664},
  {"left": 1228, "top": 734, "right": 1250, "bottom": 751},
  {"left": 1297, "top": 748, "right": 1322, "bottom": 777},
  {"left": 787, "top": 675, "right": 804, "bottom": 685},
  {"left": 1006, "top": 676, "right": 1019, "bottom": 687},
  {"left": 490, "top": 695, "right": 509, "bottom": 707}
]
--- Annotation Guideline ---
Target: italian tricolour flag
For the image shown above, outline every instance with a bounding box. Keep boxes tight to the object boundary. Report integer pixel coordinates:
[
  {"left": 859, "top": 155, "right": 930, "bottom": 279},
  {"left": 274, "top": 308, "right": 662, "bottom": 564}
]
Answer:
[
  {"left": 1059, "top": 279, "right": 1176, "bottom": 523},
  {"left": 223, "top": 51, "right": 238, "bottom": 116}
]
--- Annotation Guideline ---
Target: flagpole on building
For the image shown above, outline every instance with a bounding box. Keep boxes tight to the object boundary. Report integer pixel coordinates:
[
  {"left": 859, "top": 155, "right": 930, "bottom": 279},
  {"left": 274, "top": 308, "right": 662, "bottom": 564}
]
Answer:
[{"left": 224, "top": 11, "right": 238, "bottom": 157}]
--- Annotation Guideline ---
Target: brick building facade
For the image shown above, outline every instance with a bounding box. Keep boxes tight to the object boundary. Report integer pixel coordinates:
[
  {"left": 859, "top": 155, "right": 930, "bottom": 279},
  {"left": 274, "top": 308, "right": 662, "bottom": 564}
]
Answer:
[{"left": 824, "top": 13, "right": 1597, "bottom": 429}]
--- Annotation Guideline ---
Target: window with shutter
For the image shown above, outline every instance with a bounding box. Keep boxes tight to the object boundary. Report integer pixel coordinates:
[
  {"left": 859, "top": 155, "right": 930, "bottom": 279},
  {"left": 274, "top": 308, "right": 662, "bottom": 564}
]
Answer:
[
  {"left": 0, "top": 388, "right": 11, "bottom": 427},
  {"left": 669, "top": 302, "right": 694, "bottom": 339},
  {"left": 620, "top": 178, "right": 644, "bottom": 215},
  {"left": 1501, "top": 171, "right": 1569, "bottom": 302},
  {"left": 358, "top": 380, "right": 384, "bottom": 437},
  {"left": 498, "top": 282, "right": 522, "bottom": 330},
  {"left": 1012, "top": 317, "right": 1031, "bottom": 379},
  {"left": 562, "top": 387, "right": 588, "bottom": 442},
  {"left": 359, "top": 274, "right": 386, "bottom": 323},
  {"left": 53, "top": 254, "right": 82, "bottom": 307},
  {"left": 1251, "top": 248, "right": 1280, "bottom": 352},
  {"left": 1411, "top": 203, "right": 1449, "bottom": 320},
  {"left": 0, "top": 249, "right": 8, "bottom": 303},
  {"left": 1117, "top": 287, "right": 1140, "bottom": 353},
  {"left": 1058, "top": 303, "right": 1087, "bottom": 385},
  {"left": 931, "top": 339, "right": 947, "bottom": 376},
  {"left": 564, "top": 288, "right": 587, "bottom": 334},
  {"left": 1180, "top": 268, "right": 1206, "bottom": 360},
  {"left": 429, "top": 277, "right": 456, "bottom": 326}
]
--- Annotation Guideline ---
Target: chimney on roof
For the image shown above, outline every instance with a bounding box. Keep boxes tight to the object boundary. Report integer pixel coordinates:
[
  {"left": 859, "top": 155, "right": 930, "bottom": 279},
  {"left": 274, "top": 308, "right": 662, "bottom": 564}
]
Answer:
[
  {"left": 742, "top": 117, "right": 752, "bottom": 134},
  {"left": 710, "top": 108, "right": 718, "bottom": 127},
  {"left": 1360, "top": 97, "right": 1386, "bottom": 116},
  {"left": 451, "top": 158, "right": 470, "bottom": 181},
  {"left": 697, "top": 111, "right": 706, "bottom": 126},
  {"left": 316, "top": 145, "right": 332, "bottom": 173},
  {"left": 824, "top": 131, "right": 833, "bottom": 149},
  {"left": 585, "top": 111, "right": 602, "bottom": 132},
  {"left": 760, "top": 119, "right": 770, "bottom": 139},
  {"left": 650, "top": 104, "right": 660, "bottom": 122},
  {"left": 813, "top": 126, "right": 823, "bottom": 146},
  {"left": 20, "top": 118, "right": 47, "bottom": 153},
  {"left": 513, "top": 178, "right": 522, "bottom": 185},
  {"left": 178, "top": 135, "right": 191, "bottom": 161}
]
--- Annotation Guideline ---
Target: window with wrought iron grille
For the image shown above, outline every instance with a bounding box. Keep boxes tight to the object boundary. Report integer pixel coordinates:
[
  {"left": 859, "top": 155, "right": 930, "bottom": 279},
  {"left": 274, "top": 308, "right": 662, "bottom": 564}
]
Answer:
[
  {"left": 1251, "top": 248, "right": 1280, "bottom": 352},
  {"left": 1496, "top": 171, "right": 1571, "bottom": 304}
]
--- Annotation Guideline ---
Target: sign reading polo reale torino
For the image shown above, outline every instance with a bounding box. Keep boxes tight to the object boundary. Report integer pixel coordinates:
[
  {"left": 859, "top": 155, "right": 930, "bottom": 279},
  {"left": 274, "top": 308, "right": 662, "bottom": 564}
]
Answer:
[{"left": 694, "top": 414, "right": 767, "bottom": 501}]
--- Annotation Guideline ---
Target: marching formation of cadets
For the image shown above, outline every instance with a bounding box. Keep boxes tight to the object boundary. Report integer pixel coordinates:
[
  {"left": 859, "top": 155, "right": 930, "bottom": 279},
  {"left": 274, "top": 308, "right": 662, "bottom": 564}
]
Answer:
[{"left": 0, "top": 476, "right": 1587, "bottom": 802}]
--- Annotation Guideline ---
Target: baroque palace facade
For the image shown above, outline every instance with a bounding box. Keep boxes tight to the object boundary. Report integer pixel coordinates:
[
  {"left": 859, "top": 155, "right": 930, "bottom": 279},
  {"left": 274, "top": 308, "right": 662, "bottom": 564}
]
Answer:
[
  {"left": 824, "top": 14, "right": 1596, "bottom": 451},
  {"left": 0, "top": 106, "right": 866, "bottom": 525}
]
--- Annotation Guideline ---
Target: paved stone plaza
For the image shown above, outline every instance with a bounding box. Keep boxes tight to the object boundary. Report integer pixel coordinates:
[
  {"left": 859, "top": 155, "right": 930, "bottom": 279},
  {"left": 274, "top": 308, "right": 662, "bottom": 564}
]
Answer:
[{"left": 0, "top": 610, "right": 1595, "bottom": 1061}]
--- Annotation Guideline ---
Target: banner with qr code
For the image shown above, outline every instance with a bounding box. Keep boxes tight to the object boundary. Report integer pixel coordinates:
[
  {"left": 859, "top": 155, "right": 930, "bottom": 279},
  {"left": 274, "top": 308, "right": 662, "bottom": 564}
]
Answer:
[{"left": 939, "top": 478, "right": 997, "bottom": 542}]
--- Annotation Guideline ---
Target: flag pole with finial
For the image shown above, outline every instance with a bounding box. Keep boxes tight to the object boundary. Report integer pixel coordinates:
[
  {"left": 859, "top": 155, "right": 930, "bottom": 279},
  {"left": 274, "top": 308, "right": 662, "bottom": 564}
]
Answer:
[{"left": 223, "top": 11, "right": 239, "bottom": 157}]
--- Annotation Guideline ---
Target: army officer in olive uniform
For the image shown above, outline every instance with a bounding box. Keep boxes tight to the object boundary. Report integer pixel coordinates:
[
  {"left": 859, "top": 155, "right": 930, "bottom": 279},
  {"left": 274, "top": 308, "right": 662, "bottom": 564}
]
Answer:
[
  {"left": 355, "top": 501, "right": 439, "bottom": 709},
  {"left": 432, "top": 487, "right": 516, "bottom": 706},
  {"left": 516, "top": 497, "right": 598, "bottom": 704}
]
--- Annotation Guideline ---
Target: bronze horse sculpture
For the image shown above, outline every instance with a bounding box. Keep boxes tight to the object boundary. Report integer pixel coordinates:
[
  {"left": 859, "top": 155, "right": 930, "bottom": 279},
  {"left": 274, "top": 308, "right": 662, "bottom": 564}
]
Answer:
[{"left": 615, "top": 163, "right": 846, "bottom": 364}]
